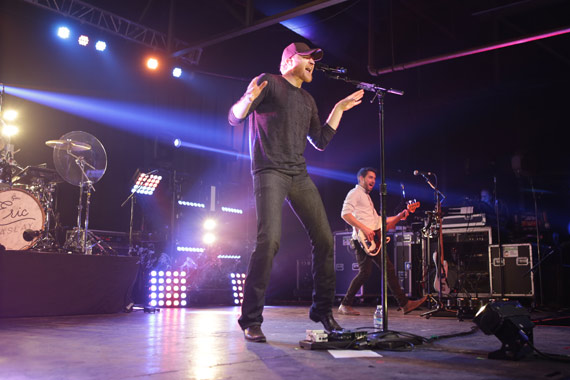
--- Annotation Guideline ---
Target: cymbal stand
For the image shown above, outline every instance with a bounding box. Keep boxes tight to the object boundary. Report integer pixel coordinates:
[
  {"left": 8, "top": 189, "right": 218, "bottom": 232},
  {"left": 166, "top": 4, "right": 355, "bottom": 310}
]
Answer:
[{"left": 61, "top": 151, "right": 112, "bottom": 254}]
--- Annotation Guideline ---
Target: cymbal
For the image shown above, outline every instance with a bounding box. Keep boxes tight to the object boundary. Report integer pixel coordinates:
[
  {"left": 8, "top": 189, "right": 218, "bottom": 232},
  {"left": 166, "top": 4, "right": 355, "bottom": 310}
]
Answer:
[
  {"left": 45, "top": 139, "right": 91, "bottom": 152},
  {"left": 52, "top": 131, "right": 107, "bottom": 186}
]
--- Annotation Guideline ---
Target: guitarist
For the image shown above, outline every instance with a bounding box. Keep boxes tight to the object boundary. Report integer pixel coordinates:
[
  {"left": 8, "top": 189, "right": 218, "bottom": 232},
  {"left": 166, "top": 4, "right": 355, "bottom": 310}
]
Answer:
[{"left": 338, "top": 167, "right": 427, "bottom": 315}]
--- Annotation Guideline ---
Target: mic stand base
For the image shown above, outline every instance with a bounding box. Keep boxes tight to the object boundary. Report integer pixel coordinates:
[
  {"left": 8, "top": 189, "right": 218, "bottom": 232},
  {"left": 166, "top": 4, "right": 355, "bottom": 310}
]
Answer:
[
  {"left": 62, "top": 228, "right": 117, "bottom": 255},
  {"left": 420, "top": 295, "right": 456, "bottom": 319}
]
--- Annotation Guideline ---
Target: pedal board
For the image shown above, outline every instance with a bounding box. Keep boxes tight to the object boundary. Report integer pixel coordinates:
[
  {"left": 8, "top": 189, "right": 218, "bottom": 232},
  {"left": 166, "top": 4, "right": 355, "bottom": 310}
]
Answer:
[
  {"left": 300, "top": 329, "right": 368, "bottom": 350},
  {"left": 299, "top": 339, "right": 370, "bottom": 350}
]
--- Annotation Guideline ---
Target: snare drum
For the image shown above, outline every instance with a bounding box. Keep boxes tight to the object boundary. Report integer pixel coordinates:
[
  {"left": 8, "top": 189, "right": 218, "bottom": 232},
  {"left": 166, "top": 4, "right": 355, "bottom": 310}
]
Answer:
[{"left": 0, "top": 189, "right": 45, "bottom": 250}]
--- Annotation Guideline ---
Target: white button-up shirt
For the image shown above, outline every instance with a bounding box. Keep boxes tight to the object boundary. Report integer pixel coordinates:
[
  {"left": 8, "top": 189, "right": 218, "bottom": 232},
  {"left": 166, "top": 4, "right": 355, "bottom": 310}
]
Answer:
[{"left": 341, "top": 184, "right": 380, "bottom": 240}]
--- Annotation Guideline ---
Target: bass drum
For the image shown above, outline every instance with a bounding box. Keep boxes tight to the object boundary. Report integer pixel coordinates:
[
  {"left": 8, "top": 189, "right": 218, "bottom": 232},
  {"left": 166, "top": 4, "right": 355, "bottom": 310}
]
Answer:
[{"left": 0, "top": 189, "right": 45, "bottom": 250}]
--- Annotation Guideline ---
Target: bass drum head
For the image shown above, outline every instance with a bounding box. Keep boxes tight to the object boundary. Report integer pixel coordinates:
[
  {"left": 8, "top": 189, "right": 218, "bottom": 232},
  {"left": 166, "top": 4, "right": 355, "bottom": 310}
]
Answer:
[{"left": 0, "top": 189, "right": 45, "bottom": 250}]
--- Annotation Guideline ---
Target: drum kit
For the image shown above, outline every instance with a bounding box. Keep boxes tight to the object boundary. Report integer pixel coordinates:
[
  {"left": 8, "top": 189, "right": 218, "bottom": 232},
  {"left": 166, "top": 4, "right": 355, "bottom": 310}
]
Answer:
[{"left": 0, "top": 131, "right": 108, "bottom": 254}]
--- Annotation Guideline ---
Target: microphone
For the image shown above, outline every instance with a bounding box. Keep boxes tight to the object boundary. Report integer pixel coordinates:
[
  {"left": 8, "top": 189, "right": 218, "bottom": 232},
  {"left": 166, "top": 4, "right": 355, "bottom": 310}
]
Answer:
[
  {"left": 23, "top": 229, "right": 42, "bottom": 242},
  {"left": 413, "top": 170, "right": 432, "bottom": 176},
  {"left": 315, "top": 63, "right": 347, "bottom": 75}
]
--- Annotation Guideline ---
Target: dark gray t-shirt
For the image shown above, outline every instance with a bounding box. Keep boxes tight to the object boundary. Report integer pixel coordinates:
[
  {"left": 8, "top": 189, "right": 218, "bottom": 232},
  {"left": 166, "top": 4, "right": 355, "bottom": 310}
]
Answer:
[{"left": 228, "top": 73, "right": 336, "bottom": 175}]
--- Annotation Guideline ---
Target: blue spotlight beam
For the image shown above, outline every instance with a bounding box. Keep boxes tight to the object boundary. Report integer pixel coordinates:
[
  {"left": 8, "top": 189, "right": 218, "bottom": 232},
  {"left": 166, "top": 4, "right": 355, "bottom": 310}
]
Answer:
[
  {"left": 4, "top": 86, "right": 461, "bottom": 203},
  {"left": 4, "top": 85, "right": 226, "bottom": 143}
]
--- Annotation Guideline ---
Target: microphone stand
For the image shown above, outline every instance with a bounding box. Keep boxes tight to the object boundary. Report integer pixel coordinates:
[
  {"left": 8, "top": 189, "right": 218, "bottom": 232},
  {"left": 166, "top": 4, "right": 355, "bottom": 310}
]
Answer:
[
  {"left": 120, "top": 169, "right": 158, "bottom": 255},
  {"left": 416, "top": 172, "right": 453, "bottom": 318},
  {"left": 319, "top": 71, "right": 403, "bottom": 331}
]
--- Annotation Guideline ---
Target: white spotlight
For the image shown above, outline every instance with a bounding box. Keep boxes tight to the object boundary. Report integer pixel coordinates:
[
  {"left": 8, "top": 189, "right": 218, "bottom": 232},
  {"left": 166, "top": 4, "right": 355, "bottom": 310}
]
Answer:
[
  {"left": 172, "top": 67, "right": 182, "bottom": 78},
  {"left": 203, "top": 232, "right": 216, "bottom": 245},
  {"left": 203, "top": 219, "right": 217, "bottom": 230},
  {"left": 57, "top": 26, "right": 70, "bottom": 39},
  {"left": 95, "top": 41, "right": 107, "bottom": 51},
  {"left": 173, "top": 138, "right": 181, "bottom": 148},
  {"left": 78, "top": 35, "right": 89, "bottom": 46},
  {"left": 2, "top": 124, "right": 19, "bottom": 137},
  {"left": 2, "top": 110, "right": 18, "bottom": 122}
]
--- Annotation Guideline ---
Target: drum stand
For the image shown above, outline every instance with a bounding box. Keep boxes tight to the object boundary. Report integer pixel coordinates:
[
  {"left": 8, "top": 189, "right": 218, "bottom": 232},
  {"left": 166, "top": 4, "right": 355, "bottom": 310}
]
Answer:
[{"left": 30, "top": 182, "right": 59, "bottom": 251}]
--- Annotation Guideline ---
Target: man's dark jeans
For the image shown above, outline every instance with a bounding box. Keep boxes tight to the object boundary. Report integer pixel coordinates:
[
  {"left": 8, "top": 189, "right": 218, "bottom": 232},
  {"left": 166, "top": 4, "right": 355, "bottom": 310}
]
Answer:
[{"left": 238, "top": 170, "right": 335, "bottom": 329}]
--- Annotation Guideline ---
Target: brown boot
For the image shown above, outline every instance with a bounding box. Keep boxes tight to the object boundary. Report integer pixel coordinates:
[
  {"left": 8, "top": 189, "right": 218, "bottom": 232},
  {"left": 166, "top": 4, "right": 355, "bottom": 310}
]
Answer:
[
  {"left": 403, "top": 295, "right": 428, "bottom": 314},
  {"left": 338, "top": 304, "right": 360, "bottom": 315}
]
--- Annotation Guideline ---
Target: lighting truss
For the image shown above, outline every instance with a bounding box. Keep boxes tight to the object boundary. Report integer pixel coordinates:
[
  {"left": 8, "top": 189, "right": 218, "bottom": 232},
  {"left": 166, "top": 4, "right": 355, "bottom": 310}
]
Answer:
[{"left": 22, "top": 0, "right": 202, "bottom": 65}]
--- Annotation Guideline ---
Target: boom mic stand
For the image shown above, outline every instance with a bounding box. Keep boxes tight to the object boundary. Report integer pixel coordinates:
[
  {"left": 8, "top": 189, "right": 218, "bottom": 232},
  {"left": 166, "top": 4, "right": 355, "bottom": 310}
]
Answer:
[
  {"left": 318, "top": 70, "right": 403, "bottom": 331},
  {"left": 416, "top": 172, "right": 453, "bottom": 318}
]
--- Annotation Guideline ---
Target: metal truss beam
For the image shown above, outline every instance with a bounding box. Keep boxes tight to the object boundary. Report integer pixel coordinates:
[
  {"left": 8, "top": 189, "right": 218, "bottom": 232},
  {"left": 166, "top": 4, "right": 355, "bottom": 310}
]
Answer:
[
  {"left": 20, "top": 0, "right": 202, "bottom": 65},
  {"left": 172, "top": 0, "right": 350, "bottom": 58}
]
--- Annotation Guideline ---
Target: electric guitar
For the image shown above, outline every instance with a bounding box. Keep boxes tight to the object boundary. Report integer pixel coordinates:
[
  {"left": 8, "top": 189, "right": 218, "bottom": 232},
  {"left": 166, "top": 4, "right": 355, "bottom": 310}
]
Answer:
[
  {"left": 357, "top": 200, "right": 420, "bottom": 256},
  {"left": 432, "top": 207, "right": 451, "bottom": 295}
]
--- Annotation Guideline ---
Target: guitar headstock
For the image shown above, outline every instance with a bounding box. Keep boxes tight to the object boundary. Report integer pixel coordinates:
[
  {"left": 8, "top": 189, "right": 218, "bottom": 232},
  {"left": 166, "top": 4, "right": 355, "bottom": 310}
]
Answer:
[{"left": 406, "top": 199, "right": 420, "bottom": 213}]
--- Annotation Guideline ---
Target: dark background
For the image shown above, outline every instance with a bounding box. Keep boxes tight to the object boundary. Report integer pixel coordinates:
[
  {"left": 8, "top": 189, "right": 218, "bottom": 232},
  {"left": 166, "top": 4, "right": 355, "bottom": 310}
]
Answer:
[{"left": 1, "top": 0, "right": 569, "bottom": 302}]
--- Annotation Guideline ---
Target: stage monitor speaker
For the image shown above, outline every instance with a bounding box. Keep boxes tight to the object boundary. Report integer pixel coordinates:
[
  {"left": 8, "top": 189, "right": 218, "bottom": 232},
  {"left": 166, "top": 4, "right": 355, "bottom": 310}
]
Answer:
[{"left": 489, "top": 244, "right": 534, "bottom": 297}]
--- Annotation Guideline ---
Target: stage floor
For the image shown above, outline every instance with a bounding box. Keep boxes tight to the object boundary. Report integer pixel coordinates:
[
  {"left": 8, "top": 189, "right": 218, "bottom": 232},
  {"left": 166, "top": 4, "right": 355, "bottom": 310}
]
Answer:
[{"left": 1, "top": 305, "right": 568, "bottom": 379}]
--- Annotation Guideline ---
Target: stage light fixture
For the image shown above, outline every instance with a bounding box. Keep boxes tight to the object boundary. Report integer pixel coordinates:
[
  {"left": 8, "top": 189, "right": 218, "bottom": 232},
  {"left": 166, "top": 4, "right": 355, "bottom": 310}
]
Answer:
[
  {"left": 172, "top": 67, "right": 182, "bottom": 77},
  {"left": 176, "top": 246, "right": 205, "bottom": 253},
  {"left": 218, "top": 255, "right": 241, "bottom": 260},
  {"left": 147, "top": 270, "right": 188, "bottom": 308},
  {"left": 57, "top": 26, "right": 70, "bottom": 39},
  {"left": 131, "top": 171, "right": 162, "bottom": 195},
  {"left": 78, "top": 35, "right": 89, "bottom": 46},
  {"left": 203, "top": 232, "right": 216, "bottom": 245},
  {"left": 146, "top": 57, "right": 159, "bottom": 70},
  {"left": 1, "top": 124, "right": 19, "bottom": 137},
  {"left": 95, "top": 41, "right": 107, "bottom": 51},
  {"left": 230, "top": 273, "right": 247, "bottom": 305},
  {"left": 203, "top": 218, "right": 216, "bottom": 230},
  {"left": 221, "top": 206, "right": 243, "bottom": 215},
  {"left": 178, "top": 200, "right": 205, "bottom": 208},
  {"left": 473, "top": 300, "right": 535, "bottom": 360},
  {"left": 173, "top": 138, "right": 181, "bottom": 148},
  {"left": 2, "top": 109, "right": 18, "bottom": 121}
]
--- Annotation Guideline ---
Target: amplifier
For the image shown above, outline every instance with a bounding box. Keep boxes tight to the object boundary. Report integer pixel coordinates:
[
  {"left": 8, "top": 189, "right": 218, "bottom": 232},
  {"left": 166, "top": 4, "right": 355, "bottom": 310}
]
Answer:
[
  {"left": 489, "top": 244, "right": 534, "bottom": 297},
  {"left": 442, "top": 214, "right": 486, "bottom": 228},
  {"left": 439, "top": 227, "right": 492, "bottom": 294}
]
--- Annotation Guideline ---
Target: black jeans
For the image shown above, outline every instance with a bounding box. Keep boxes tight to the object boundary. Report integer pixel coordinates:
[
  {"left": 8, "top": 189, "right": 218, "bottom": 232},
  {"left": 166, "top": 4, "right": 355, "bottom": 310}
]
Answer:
[
  {"left": 238, "top": 170, "right": 335, "bottom": 329},
  {"left": 341, "top": 242, "right": 409, "bottom": 307}
]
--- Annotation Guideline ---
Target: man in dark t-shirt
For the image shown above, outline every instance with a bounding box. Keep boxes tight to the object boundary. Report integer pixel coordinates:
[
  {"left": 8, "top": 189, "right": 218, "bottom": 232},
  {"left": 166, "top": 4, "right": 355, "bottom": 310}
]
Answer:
[{"left": 229, "top": 42, "right": 364, "bottom": 342}]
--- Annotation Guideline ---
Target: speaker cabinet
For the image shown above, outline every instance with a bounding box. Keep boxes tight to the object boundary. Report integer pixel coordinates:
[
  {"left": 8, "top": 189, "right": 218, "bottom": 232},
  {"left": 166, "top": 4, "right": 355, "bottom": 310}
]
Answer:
[
  {"left": 388, "top": 235, "right": 422, "bottom": 298},
  {"left": 489, "top": 244, "right": 534, "bottom": 297},
  {"left": 440, "top": 227, "right": 492, "bottom": 295},
  {"left": 333, "top": 231, "right": 362, "bottom": 297}
]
